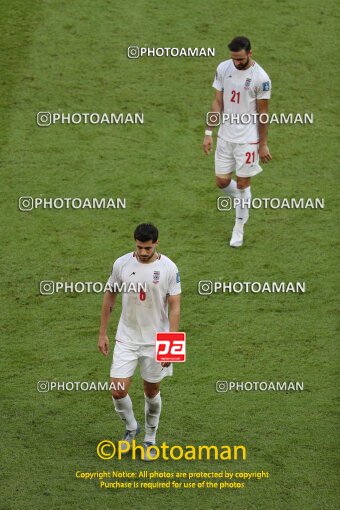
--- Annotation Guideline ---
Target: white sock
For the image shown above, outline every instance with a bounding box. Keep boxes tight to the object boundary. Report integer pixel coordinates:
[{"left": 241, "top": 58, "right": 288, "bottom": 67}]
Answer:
[
  {"left": 112, "top": 395, "right": 138, "bottom": 431},
  {"left": 144, "top": 393, "right": 162, "bottom": 444},
  {"left": 235, "top": 186, "right": 251, "bottom": 228},
  {"left": 221, "top": 179, "right": 237, "bottom": 198}
]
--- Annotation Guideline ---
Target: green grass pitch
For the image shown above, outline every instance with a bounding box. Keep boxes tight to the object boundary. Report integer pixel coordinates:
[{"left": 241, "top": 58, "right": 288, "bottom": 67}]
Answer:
[{"left": 1, "top": 0, "right": 339, "bottom": 509}]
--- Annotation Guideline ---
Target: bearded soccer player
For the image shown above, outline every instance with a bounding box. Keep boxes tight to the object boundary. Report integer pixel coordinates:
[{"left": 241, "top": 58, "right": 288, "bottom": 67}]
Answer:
[
  {"left": 98, "top": 223, "right": 181, "bottom": 460},
  {"left": 203, "top": 36, "right": 272, "bottom": 247}
]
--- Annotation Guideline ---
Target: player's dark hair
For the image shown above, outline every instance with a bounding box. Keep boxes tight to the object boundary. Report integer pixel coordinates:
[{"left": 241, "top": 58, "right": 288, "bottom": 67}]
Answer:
[
  {"left": 228, "top": 36, "right": 251, "bottom": 53},
  {"left": 134, "top": 223, "right": 158, "bottom": 242}
]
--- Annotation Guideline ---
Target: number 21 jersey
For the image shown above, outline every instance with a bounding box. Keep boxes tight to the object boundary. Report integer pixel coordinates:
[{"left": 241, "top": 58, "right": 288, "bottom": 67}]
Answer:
[{"left": 213, "top": 59, "right": 271, "bottom": 144}]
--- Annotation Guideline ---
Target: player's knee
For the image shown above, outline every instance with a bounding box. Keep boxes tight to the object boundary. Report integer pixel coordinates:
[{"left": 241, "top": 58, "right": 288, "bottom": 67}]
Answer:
[
  {"left": 144, "top": 381, "right": 160, "bottom": 399},
  {"left": 111, "top": 389, "right": 128, "bottom": 399},
  {"left": 216, "top": 176, "right": 231, "bottom": 189},
  {"left": 236, "top": 177, "right": 251, "bottom": 189},
  {"left": 145, "top": 390, "right": 159, "bottom": 398}
]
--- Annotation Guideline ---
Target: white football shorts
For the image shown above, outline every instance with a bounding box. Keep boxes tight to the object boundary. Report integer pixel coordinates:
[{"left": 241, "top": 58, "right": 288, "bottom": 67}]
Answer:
[
  {"left": 215, "top": 137, "right": 263, "bottom": 177},
  {"left": 110, "top": 340, "right": 173, "bottom": 383}
]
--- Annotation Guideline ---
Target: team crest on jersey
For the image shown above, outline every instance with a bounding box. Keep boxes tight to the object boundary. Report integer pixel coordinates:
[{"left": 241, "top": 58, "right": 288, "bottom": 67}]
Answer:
[
  {"left": 262, "top": 81, "right": 270, "bottom": 91},
  {"left": 244, "top": 78, "right": 252, "bottom": 89},
  {"left": 153, "top": 271, "right": 160, "bottom": 284}
]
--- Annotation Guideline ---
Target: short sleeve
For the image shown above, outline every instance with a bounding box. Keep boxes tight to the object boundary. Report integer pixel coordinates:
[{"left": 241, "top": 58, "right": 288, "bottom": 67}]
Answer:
[
  {"left": 168, "top": 264, "right": 181, "bottom": 296},
  {"left": 255, "top": 72, "right": 272, "bottom": 99},
  {"left": 212, "top": 64, "right": 223, "bottom": 91},
  {"left": 106, "top": 259, "right": 122, "bottom": 292}
]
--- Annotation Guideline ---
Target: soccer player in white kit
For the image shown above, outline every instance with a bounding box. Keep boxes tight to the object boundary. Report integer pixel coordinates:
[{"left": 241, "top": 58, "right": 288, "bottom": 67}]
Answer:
[
  {"left": 203, "top": 36, "right": 272, "bottom": 247},
  {"left": 98, "top": 224, "right": 181, "bottom": 460}
]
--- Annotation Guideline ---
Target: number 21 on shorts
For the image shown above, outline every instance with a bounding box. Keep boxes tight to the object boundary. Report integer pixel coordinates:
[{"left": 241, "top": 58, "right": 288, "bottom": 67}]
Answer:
[{"left": 245, "top": 151, "right": 255, "bottom": 164}]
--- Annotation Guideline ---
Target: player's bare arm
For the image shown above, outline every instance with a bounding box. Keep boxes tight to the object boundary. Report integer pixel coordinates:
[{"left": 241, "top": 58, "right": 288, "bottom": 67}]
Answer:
[
  {"left": 161, "top": 293, "right": 181, "bottom": 367},
  {"left": 98, "top": 290, "right": 117, "bottom": 356},
  {"left": 203, "top": 90, "right": 223, "bottom": 155},
  {"left": 257, "top": 99, "right": 272, "bottom": 164},
  {"left": 168, "top": 293, "right": 181, "bottom": 332}
]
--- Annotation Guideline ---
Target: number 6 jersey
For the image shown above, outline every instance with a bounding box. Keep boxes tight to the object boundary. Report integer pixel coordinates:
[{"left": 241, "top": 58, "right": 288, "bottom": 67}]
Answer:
[{"left": 106, "top": 252, "right": 181, "bottom": 346}]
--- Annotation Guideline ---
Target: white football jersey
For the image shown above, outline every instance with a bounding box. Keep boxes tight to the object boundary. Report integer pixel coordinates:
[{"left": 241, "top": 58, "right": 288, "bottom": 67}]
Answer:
[
  {"left": 212, "top": 59, "right": 271, "bottom": 144},
  {"left": 107, "top": 252, "right": 181, "bottom": 346}
]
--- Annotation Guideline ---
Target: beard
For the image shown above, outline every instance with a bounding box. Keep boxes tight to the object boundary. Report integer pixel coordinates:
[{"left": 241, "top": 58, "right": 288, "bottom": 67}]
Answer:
[
  {"left": 138, "top": 250, "right": 156, "bottom": 262},
  {"left": 235, "top": 57, "right": 250, "bottom": 70}
]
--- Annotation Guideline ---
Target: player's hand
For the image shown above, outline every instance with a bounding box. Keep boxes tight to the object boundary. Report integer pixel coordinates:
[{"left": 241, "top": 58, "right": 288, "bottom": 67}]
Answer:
[
  {"left": 259, "top": 144, "right": 272, "bottom": 164},
  {"left": 98, "top": 334, "right": 109, "bottom": 356},
  {"left": 161, "top": 362, "right": 171, "bottom": 368},
  {"left": 203, "top": 135, "right": 213, "bottom": 155}
]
